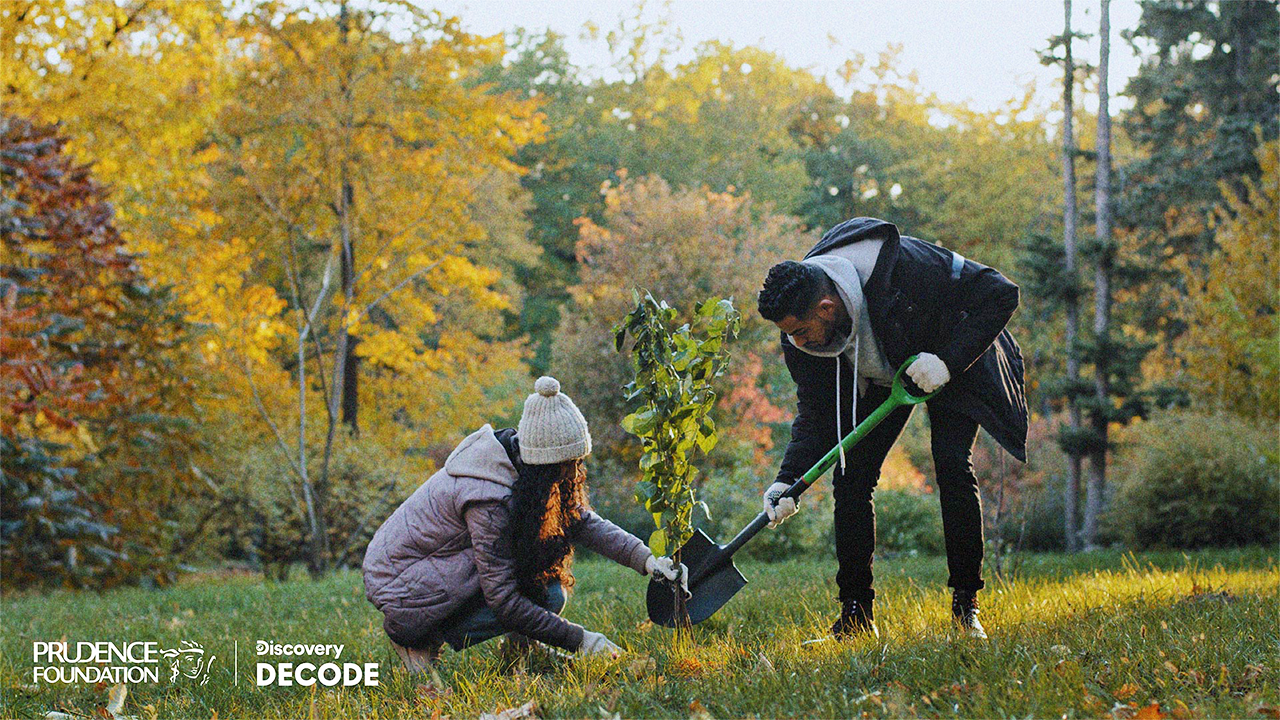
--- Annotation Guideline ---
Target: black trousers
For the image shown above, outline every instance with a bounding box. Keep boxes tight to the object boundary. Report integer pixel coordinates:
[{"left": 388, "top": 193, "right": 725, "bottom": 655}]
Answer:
[{"left": 831, "top": 383, "right": 985, "bottom": 604}]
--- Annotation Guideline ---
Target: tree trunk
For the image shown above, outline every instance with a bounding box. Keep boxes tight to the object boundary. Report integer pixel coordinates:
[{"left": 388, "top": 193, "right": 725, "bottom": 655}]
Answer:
[
  {"left": 1061, "top": 0, "right": 1083, "bottom": 554},
  {"left": 337, "top": 0, "right": 360, "bottom": 437},
  {"left": 1083, "top": 0, "right": 1113, "bottom": 551},
  {"left": 340, "top": 178, "right": 360, "bottom": 436}
]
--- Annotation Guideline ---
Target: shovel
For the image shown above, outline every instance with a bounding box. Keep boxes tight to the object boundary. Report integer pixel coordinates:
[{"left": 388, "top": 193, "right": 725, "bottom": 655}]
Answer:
[{"left": 646, "top": 354, "right": 938, "bottom": 627}]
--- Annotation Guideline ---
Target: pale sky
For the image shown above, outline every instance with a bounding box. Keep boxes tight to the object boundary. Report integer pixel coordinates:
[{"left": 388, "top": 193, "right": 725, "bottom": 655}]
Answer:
[{"left": 427, "top": 0, "right": 1146, "bottom": 115}]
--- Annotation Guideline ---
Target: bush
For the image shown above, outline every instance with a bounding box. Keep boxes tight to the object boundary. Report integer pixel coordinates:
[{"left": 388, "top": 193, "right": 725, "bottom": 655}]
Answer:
[
  {"left": 695, "top": 467, "right": 834, "bottom": 562},
  {"left": 997, "top": 478, "right": 1068, "bottom": 552},
  {"left": 212, "top": 433, "right": 418, "bottom": 579},
  {"left": 1105, "top": 410, "right": 1279, "bottom": 549},
  {"left": 691, "top": 472, "right": 948, "bottom": 560},
  {"left": 874, "top": 489, "right": 946, "bottom": 555}
]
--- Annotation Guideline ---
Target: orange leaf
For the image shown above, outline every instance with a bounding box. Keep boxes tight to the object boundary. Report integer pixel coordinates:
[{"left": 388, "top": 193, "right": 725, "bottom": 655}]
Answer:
[
  {"left": 1135, "top": 703, "right": 1168, "bottom": 720},
  {"left": 1116, "top": 683, "right": 1141, "bottom": 700}
]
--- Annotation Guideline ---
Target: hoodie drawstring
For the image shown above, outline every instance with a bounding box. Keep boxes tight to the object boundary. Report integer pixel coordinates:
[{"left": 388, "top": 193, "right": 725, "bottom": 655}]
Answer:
[
  {"left": 836, "top": 358, "right": 845, "bottom": 472},
  {"left": 835, "top": 334, "right": 861, "bottom": 474}
]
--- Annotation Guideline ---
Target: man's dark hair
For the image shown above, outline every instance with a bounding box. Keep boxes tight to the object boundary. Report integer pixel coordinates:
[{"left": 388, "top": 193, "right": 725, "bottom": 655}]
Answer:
[{"left": 757, "top": 261, "right": 832, "bottom": 322}]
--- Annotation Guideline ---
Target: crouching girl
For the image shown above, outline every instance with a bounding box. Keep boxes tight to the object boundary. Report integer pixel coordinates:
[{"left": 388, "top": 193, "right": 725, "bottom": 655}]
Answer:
[{"left": 362, "top": 376, "right": 680, "bottom": 672}]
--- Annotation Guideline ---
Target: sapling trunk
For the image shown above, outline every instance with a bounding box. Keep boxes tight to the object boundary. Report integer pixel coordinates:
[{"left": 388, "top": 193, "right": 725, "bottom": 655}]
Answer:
[{"left": 672, "top": 548, "right": 691, "bottom": 632}]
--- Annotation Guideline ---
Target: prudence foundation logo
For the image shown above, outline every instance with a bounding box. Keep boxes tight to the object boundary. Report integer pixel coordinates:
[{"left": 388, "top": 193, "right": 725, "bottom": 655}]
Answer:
[
  {"left": 32, "top": 640, "right": 215, "bottom": 685},
  {"left": 161, "top": 640, "right": 216, "bottom": 685}
]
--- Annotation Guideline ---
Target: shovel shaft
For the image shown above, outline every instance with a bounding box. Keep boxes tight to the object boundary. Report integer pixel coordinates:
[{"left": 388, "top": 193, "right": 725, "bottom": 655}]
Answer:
[
  {"left": 720, "top": 512, "right": 771, "bottom": 562},
  {"left": 779, "top": 355, "right": 936, "bottom": 502}
]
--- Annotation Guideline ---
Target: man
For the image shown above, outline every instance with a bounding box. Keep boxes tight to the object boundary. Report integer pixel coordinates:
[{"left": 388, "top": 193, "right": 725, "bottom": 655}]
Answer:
[{"left": 756, "top": 217, "right": 1027, "bottom": 640}]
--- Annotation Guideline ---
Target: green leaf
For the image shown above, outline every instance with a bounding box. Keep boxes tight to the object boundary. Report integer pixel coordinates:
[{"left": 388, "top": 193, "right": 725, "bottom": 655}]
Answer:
[
  {"left": 695, "top": 430, "right": 718, "bottom": 453},
  {"left": 620, "top": 408, "right": 658, "bottom": 436},
  {"left": 648, "top": 529, "right": 667, "bottom": 556}
]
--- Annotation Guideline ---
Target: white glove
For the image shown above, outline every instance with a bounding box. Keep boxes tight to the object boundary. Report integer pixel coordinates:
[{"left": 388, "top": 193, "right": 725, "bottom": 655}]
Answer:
[
  {"left": 763, "top": 481, "right": 799, "bottom": 528},
  {"left": 579, "top": 630, "right": 621, "bottom": 657},
  {"left": 645, "top": 554, "right": 682, "bottom": 582},
  {"left": 906, "top": 352, "right": 950, "bottom": 393},
  {"left": 645, "top": 554, "right": 691, "bottom": 599}
]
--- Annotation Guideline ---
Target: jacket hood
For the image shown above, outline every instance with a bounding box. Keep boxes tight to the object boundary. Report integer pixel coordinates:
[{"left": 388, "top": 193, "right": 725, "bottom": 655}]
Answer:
[
  {"left": 805, "top": 217, "right": 902, "bottom": 297},
  {"left": 443, "top": 424, "right": 517, "bottom": 490},
  {"left": 804, "top": 217, "right": 900, "bottom": 260}
]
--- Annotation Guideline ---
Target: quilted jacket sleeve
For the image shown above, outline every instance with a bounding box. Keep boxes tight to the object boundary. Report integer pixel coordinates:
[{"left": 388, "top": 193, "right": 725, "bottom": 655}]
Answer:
[
  {"left": 463, "top": 501, "right": 586, "bottom": 651},
  {"left": 571, "top": 510, "right": 651, "bottom": 574}
]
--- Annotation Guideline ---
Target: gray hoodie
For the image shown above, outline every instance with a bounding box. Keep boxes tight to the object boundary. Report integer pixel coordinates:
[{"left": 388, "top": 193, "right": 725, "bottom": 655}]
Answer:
[
  {"left": 362, "top": 424, "right": 651, "bottom": 651},
  {"left": 788, "top": 240, "right": 895, "bottom": 470}
]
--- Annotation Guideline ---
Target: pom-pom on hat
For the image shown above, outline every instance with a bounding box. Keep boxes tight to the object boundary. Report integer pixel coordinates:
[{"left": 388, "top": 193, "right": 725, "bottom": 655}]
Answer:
[{"left": 517, "top": 376, "right": 592, "bottom": 465}]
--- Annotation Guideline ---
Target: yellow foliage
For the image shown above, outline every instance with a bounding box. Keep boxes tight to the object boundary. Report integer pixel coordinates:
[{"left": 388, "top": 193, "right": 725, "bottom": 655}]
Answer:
[{"left": 1174, "top": 139, "right": 1280, "bottom": 421}]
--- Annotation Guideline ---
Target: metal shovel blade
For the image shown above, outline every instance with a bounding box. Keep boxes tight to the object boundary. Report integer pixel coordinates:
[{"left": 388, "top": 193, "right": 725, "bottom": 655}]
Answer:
[{"left": 645, "top": 528, "right": 747, "bottom": 627}]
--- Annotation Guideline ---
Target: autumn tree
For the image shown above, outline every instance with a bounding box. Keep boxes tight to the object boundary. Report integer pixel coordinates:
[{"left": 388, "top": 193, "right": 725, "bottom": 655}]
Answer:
[
  {"left": 1118, "top": 0, "right": 1280, "bottom": 372},
  {"left": 553, "top": 175, "right": 806, "bottom": 521},
  {"left": 0, "top": 116, "right": 198, "bottom": 589},
  {"left": 1029, "top": 0, "right": 1091, "bottom": 551},
  {"left": 489, "top": 21, "right": 833, "bottom": 371},
  {"left": 1174, "top": 139, "right": 1280, "bottom": 420},
  {"left": 207, "top": 1, "right": 545, "bottom": 576}
]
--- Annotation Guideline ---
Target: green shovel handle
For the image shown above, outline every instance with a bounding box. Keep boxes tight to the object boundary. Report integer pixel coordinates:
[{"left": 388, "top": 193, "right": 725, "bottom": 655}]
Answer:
[{"left": 780, "top": 354, "right": 937, "bottom": 501}]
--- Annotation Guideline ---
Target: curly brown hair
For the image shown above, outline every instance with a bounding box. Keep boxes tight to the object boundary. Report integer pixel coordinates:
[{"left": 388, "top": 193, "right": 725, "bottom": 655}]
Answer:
[{"left": 507, "top": 457, "right": 588, "bottom": 599}]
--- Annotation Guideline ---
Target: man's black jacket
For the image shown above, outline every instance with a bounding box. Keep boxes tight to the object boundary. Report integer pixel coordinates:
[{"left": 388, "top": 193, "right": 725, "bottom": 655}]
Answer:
[{"left": 776, "top": 218, "right": 1028, "bottom": 487}]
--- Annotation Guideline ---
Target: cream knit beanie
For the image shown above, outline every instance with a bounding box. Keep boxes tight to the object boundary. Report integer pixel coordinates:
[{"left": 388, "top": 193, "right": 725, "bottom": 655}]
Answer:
[{"left": 517, "top": 376, "right": 592, "bottom": 465}]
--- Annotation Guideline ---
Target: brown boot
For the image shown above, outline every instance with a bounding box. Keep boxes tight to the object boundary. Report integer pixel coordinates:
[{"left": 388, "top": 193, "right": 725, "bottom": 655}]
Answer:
[{"left": 389, "top": 638, "right": 440, "bottom": 676}]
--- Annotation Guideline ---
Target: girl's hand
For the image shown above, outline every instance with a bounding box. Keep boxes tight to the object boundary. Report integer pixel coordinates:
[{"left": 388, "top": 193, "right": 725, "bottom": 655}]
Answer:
[
  {"left": 579, "top": 630, "right": 621, "bottom": 657},
  {"left": 645, "top": 554, "right": 681, "bottom": 581}
]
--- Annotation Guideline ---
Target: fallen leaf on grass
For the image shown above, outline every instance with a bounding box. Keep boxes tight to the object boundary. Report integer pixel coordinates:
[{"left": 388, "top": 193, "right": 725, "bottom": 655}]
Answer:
[
  {"left": 106, "top": 684, "right": 126, "bottom": 718},
  {"left": 1054, "top": 659, "right": 1080, "bottom": 676},
  {"left": 1115, "top": 683, "right": 1141, "bottom": 700},
  {"left": 753, "top": 653, "right": 774, "bottom": 673},
  {"left": 688, "top": 699, "right": 713, "bottom": 720},
  {"left": 1134, "top": 702, "right": 1168, "bottom": 720},
  {"left": 1257, "top": 706, "right": 1280, "bottom": 719},
  {"left": 668, "top": 657, "right": 705, "bottom": 678},
  {"left": 1083, "top": 694, "right": 1108, "bottom": 715},
  {"left": 625, "top": 654, "right": 656, "bottom": 677},
  {"left": 1111, "top": 702, "right": 1138, "bottom": 719},
  {"left": 854, "top": 691, "right": 883, "bottom": 707},
  {"left": 479, "top": 701, "right": 537, "bottom": 720},
  {"left": 416, "top": 682, "right": 454, "bottom": 701}
]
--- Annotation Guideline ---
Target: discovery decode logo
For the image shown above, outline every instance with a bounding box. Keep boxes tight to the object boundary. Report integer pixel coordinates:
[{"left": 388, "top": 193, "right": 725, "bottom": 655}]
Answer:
[{"left": 255, "top": 640, "right": 379, "bottom": 687}]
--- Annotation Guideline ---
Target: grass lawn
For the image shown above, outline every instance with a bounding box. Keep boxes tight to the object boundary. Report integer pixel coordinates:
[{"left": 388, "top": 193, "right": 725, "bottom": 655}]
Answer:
[{"left": 2, "top": 548, "right": 1276, "bottom": 719}]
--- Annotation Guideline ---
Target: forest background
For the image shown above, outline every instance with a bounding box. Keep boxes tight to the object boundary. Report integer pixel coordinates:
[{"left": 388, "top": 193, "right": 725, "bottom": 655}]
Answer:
[{"left": 2, "top": 0, "right": 1277, "bottom": 591}]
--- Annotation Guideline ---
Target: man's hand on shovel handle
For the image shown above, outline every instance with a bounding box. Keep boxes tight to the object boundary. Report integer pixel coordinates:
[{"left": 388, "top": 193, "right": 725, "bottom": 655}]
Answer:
[{"left": 763, "top": 481, "right": 800, "bottom": 528}]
